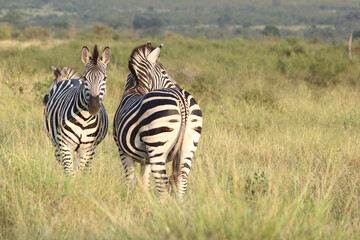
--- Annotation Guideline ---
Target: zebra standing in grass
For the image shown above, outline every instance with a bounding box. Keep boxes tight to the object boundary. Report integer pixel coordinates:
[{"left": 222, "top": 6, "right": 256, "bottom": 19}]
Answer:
[
  {"left": 44, "top": 45, "right": 111, "bottom": 174},
  {"left": 113, "top": 42, "right": 202, "bottom": 200},
  {"left": 43, "top": 66, "right": 82, "bottom": 106}
]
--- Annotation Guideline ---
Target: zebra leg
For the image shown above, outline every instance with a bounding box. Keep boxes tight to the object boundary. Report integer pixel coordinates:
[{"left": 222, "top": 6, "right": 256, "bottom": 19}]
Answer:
[
  {"left": 84, "top": 150, "right": 95, "bottom": 171},
  {"left": 59, "top": 145, "right": 75, "bottom": 175},
  {"left": 54, "top": 147, "right": 61, "bottom": 164},
  {"left": 140, "top": 163, "right": 151, "bottom": 189},
  {"left": 76, "top": 148, "right": 95, "bottom": 173},
  {"left": 119, "top": 151, "right": 136, "bottom": 186},
  {"left": 149, "top": 157, "right": 169, "bottom": 199}
]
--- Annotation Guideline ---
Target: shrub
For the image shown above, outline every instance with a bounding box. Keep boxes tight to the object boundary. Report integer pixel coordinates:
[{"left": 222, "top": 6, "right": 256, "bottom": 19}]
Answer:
[
  {"left": 92, "top": 23, "right": 114, "bottom": 36},
  {"left": 133, "top": 16, "right": 163, "bottom": 29},
  {"left": 21, "top": 26, "right": 51, "bottom": 40},
  {"left": 62, "top": 24, "right": 77, "bottom": 39},
  {"left": 262, "top": 25, "right": 280, "bottom": 37},
  {"left": 305, "top": 54, "right": 348, "bottom": 87},
  {"left": 0, "top": 23, "right": 12, "bottom": 39},
  {"left": 245, "top": 170, "right": 269, "bottom": 201}
]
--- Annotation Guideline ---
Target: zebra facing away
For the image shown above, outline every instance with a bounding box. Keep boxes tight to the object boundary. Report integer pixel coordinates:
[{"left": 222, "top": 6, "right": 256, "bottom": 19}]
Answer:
[
  {"left": 44, "top": 45, "right": 110, "bottom": 175},
  {"left": 113, "top": 42, "right": 202, "bottom": 200},
  {"left": 43, "top": 66, "right": 82, "bottom": 106}
]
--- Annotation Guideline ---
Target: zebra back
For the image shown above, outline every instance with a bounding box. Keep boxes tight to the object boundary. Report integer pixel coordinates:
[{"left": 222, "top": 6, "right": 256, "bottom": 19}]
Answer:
[{"left": 43, "top": 66, "right": 82, "bottom": 106}]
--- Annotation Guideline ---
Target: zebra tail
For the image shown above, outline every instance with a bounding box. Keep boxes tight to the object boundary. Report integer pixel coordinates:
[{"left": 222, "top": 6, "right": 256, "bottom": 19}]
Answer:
[
  {"left": 170, "top": 95, "right": 188, "bottom": 189},
  {"left": 171, "top": 121, "right": 185, "bottom": 185}
]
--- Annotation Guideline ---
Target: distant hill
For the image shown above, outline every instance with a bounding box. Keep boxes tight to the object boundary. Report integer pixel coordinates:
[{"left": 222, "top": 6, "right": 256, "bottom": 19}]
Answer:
[{"left": 1, "top": 0, "right": 360, "bottom": 41}]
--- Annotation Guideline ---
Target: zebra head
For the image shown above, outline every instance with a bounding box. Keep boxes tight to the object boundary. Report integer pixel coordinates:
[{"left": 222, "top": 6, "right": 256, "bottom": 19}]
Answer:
[
  {"left": 81, "top": 45, "right": 111, "bottom": 115},
  {"left": 127, "top": 42, "right": 179, "bottom": 94},
  {"left": 50, "top": 66, "right": 82, "bottom": 88}
]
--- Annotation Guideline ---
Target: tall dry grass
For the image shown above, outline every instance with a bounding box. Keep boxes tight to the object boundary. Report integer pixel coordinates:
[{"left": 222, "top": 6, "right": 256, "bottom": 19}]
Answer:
[{"left": 1, "top": 36, "right": 360, "bottom": 239}]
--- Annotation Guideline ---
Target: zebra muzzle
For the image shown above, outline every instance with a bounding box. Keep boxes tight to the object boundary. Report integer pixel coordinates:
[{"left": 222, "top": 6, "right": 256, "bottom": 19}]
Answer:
[{"left": 88, "top": 95, "right": 101, "bottom": 115}]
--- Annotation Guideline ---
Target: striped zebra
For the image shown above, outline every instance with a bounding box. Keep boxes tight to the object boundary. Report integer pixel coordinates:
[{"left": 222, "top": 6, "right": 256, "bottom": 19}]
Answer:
[
  {"left": 44, "top": 45, "right": 111, "bottom": 175},
  {"left": 113, "top": 42, "right": 202, "bottom": 200},
  {"left": 43, "top": 66, "right": 82, "bottom": 106}
]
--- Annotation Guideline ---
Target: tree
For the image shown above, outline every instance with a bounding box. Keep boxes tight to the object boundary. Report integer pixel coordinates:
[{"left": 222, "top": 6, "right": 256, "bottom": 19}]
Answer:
[
  {"left": 133, "top": 16, "right": 163, "bottom": 29},
  {"left": 217, "top": 14, "right": 231, "bottom": 28},
  {"left": 262, "top": 25, "right": 280, "bottom": 37},
  {"left": 272, "top": 0, "right": 281, "bottom": 7},
  {"left": 353, "top": 30, "right": 360, "bottom": 39},
  {"left": 1, "top": 10, "right": 25, "bottom": 26},
  {"left": 104, "top": 14, "right": 131, "bottom": 29},
  {"left": 0, "top": 23, "right": 12, "bottom": 39}
]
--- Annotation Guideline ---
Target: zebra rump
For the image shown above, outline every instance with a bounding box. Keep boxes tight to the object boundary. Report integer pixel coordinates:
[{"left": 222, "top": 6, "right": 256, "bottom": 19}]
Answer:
[{"left": 113, "top": 42, "right": 202, "bottom": 200}]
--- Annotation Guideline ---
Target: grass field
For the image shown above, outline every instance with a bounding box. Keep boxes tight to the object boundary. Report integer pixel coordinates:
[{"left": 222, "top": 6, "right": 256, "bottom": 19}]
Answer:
[{"left": 1, "top": 35, "right": 360, "bottom": 239}]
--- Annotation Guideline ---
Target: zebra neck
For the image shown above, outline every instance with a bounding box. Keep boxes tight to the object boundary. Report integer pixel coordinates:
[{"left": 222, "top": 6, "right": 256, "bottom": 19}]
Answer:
[{"left": 78, "top": 84, "right": 90, "bottom": 112}]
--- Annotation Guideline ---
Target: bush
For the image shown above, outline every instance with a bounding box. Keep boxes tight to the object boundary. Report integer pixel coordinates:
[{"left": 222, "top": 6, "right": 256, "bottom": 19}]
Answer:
[
  {"left": 61, "top": 24, "right": 77, "bottom": 39},
  {"left": 1, "top": 10, "right": 25, "bottom": 26},
  {"left": 21, "top": 26, "right": 51, "bottom": 40},
  {"left": 305, "top": 54, "right": 348, "bottom": 87},
  {"left": 133, "top": 16, "right": 163, "bottom": 29},
  {"left": 92, "top": 23, "right": 114, "bottom": 36},
  {"left": 262, "top": 25, "right": 280, "bottom": 37},
  {"left": 0, "top": 23, "right": 12, "bottom": 39},
  {"left": 104, "top": 14, "right": 131, "bottom": 29}
]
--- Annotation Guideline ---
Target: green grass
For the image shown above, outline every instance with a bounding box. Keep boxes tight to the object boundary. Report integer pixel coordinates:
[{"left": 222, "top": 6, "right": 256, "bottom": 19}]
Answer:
[{"left": 1, "top": 35, "right": 360, "bottom": 239}]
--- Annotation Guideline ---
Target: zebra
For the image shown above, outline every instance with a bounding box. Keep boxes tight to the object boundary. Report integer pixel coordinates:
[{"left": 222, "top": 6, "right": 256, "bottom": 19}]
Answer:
[
  {"left": 113, "top": 42, "right": 202, "bottom": 200},
  {"left": 43, "top": 66, "right": 82, "bottom": 106},
  {"left": 43, "top": 45, "right": 111, "bottom": 175}
]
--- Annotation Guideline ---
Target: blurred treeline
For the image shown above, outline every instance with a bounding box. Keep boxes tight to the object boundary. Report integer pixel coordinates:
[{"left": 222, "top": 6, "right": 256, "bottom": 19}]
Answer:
[{"left": 1, "top": 0, "right": 360, "bottom": 42}]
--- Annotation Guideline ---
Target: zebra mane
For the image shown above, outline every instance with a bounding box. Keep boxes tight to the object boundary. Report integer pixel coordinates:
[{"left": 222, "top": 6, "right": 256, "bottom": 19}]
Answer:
[
  {"left": 92, "top": 45, "right": 99, "bottom": 65},
  {"left": 52, "top": 66, "right": 82, "bottom": 82},
  {"left": 128, "top": 44, "right": 155, "bottom": 79},
  {"left": 126, "top": 44, "right": 155, "bottom": 94}
]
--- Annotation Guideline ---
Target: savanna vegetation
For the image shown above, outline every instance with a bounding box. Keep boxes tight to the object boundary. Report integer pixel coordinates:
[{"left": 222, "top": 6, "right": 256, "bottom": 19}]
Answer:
[
  {"left": 1, "top": 34, "right": 360, "bottom": 239},
  {"left": 1, "top": 0, "right": 360, "bottom": 41}
]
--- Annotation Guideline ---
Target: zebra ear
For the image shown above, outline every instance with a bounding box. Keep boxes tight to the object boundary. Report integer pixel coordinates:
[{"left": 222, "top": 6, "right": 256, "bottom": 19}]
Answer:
[
  {"left": 100, "top": 47, "right": 111, "bottom": 66},
  {"left": 52, "top": 66, "right": 62, "bottom": 77},
  {"left": 81, "top": 46, "right": 91, "bottom": 64},
  {"left": 146, "top": 46, "right": 161, "bottom": 63}
]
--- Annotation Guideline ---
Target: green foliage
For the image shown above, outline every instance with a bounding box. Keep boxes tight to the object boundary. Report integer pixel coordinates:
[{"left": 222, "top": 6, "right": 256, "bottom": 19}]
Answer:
[
  {"left": 21, "top": 26, "right": 51, "bottom": 40},
  {"left": 217, "top": 14, "right": 232, "bottom": 28},
  {"left": 0, "top": 23, "right": 12, "bottom": 40},
  {"left": 1, "top": 0, "right": 360, "bottom": 41},
  {"left": 305, "top": 53, "right": 348, "bottom": 87},
  {"left": 133, "top": 16, "right": 163, "bottom": 30},
  {"left": 92, "top": 23, "right": 114, "bottom": 37},
  {"left": 272, "top": 37, "right": 353, "bottom": 88},
  {"left": 103, "top": 14, "right": 131, "bottom": 29},
  {"left": 245, "top": 170, "right": 269, "bottom": 201},
  {"left": 262, "top": 25, "right": 281, "bottom": 37},
  {"left": 1, "top": 10, "right": 26, "bottom": 26},
  {"left": 353, "top": 30, "right": 360, "bottom": 39}
]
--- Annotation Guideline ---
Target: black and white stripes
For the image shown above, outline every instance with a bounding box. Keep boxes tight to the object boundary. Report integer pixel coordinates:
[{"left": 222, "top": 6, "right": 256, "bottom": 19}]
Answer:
[
  {"left": 43, "top": 66, "right": 82, "bottom": 106},
  {"left": 43, "top": 45, "right": 111, "bottom": 175},
  {"left": 42, "top": 42, "right": 202, "bottom": 200},
  {"left": 113, "top": 42, "right": 202, "bottom": 200}
]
